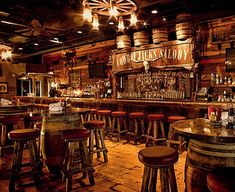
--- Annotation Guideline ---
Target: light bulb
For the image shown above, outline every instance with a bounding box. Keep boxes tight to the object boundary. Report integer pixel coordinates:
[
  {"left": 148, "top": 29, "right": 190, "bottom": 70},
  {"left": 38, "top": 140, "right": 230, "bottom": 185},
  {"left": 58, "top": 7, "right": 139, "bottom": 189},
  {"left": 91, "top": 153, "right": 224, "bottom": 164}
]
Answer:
[
  {"left": 130, "top": 11, "right": 137, "bottom": 26},
  {"left": 1, "top": 50, "right": 12, "bottom": 61},
  {"left": 92, "top": 14, "right": 99, "bottom": 30},
  {"left": 109, "top": 5, "right": 119, "bottom": 17},
  {"left": 118, "top": 16, "right": 125, "bottom": 31},
  {"left": 83, "top": 5, "right": 92, "bottom": 22}
]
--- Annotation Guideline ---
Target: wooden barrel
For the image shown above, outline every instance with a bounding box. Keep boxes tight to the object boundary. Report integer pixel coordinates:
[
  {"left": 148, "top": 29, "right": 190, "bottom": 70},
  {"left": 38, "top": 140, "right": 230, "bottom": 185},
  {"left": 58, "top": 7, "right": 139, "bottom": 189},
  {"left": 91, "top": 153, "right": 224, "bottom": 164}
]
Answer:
[
  {"left": 185, "top": 139, "right": 235, "bottom": 192},
  {"left": 116, "top": 35, "right": 131, "bottom": 49},
  {"left": 133, "top": 31, "right": 148, "bottom": 47},
  {"left": 152, "top": 27, "right": 168, "bottom": 44},
  {"left": 41, "top": 113, "right": 82, "bottom": 173},
  {"left": 176, "top": 13, "right": 193, "bottom": 40}
]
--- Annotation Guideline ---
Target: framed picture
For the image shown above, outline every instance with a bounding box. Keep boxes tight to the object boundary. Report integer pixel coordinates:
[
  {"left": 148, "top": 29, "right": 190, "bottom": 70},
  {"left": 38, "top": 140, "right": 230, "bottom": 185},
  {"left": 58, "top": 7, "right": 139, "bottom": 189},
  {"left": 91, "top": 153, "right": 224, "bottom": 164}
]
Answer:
[{"left": 0, "top": 82, "right": 8, "bottom": 93}]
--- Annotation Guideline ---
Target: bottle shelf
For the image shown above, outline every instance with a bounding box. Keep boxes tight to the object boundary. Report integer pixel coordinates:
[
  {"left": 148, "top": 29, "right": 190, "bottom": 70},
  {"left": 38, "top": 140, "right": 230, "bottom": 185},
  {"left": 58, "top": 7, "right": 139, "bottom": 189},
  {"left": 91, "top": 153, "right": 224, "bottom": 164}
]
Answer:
[{"left": 210, "top": 84, "right": 235, "bottom": 88}]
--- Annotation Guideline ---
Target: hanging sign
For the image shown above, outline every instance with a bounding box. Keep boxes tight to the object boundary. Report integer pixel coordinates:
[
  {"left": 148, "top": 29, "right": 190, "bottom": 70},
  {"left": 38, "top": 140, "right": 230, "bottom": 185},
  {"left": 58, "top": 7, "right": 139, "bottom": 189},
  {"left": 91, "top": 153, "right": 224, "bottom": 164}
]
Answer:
[{"left": 112, "top": 42, "right": 194, "bottom": 73}]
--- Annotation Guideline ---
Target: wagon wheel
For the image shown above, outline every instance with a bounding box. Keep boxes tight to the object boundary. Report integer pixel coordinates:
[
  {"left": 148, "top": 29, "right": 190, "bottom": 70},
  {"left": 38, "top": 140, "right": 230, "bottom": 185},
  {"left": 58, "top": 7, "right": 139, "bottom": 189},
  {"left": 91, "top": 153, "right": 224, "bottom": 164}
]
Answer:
[{"left": 83, "top": 0, "right": 137, "bottom": 16}]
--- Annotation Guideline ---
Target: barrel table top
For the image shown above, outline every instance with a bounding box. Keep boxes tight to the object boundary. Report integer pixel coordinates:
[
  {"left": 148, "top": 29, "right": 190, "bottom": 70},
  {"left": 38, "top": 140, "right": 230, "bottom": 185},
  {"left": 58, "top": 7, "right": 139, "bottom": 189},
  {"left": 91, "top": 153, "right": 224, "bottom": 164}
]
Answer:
[{"left": 172, "top": 118, "right": 235, "bottom": 144}]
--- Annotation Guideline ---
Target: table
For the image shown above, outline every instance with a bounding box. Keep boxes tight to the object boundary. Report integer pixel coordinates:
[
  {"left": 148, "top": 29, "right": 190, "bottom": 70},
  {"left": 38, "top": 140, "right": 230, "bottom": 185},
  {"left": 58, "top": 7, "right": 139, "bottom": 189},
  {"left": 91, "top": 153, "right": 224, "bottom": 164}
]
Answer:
[
  {"left": 172, "top": 118, "right": 235, "bottom": 192},
  {"left": 40, "top": 107, "right": 90, "bottom": 173}
]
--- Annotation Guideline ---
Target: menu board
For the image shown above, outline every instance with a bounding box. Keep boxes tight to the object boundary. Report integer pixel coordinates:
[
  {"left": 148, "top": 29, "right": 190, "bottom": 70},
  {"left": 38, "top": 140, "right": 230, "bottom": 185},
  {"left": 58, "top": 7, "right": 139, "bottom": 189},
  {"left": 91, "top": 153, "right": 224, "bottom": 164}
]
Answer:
[{"left": 69, "top": 72, "right": 81, "bottom": 88}]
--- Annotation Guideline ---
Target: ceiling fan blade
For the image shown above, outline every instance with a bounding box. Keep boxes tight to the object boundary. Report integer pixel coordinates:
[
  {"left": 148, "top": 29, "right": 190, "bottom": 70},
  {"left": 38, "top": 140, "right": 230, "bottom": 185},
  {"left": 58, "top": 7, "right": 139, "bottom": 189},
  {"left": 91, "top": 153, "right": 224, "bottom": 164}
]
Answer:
[
  {"left": 0, "top": 11, "right": 10, "bottom": 17},
  {"left": 15, "top": 28, "right": 29, "bottom": 33},
  {"left": 1, "top": 20, "right": 27, "bottom": 27}
]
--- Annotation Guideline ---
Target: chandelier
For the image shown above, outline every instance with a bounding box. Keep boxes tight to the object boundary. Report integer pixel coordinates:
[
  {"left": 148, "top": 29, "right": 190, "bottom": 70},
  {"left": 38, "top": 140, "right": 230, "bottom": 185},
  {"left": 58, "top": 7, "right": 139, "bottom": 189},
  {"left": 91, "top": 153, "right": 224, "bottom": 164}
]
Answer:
[
  {"left": 82, "top": 0, "right": 138, "bottom": 31},
  {"left": 0, "top": 45, "right": 12, "bottom": 61}
]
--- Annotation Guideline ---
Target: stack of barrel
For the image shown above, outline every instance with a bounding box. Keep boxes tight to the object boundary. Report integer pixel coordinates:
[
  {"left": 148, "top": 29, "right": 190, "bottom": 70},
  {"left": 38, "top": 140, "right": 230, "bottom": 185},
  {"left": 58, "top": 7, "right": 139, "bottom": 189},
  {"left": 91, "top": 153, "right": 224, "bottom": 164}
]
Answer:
[
  {"left": 152, "top": 27, "right": 168, "bottom": 44},
  {"left": 133, "top": 31, "right": 149, "bottom": 47},
  {"left": 175, "top": 13, "right": 193, "bottom": 40},
  {"left": 116, "top": 34, "right": 131, "bottom": 49}
]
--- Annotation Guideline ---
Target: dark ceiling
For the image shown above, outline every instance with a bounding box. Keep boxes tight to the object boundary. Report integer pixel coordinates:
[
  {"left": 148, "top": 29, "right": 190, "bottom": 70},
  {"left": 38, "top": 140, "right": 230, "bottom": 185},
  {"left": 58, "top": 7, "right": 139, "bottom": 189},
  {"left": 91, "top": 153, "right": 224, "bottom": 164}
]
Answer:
[{"left": 0, "top": 0, "right": 235, "bottom": 63}]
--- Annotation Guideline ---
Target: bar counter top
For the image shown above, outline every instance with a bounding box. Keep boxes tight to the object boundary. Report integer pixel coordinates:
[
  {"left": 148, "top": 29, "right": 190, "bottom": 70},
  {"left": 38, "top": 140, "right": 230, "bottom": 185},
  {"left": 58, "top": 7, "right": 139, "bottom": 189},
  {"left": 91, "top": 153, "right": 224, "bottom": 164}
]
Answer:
[{"left": 15, "top": 96, "right": 232, "bottom": 108}]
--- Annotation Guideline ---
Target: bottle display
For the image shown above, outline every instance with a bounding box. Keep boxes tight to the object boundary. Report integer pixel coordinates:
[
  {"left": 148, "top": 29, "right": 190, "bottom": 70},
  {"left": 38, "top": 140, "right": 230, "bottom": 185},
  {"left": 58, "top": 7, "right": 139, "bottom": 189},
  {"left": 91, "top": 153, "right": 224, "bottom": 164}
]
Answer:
[{"left": 118, "top": 71, "right": 191, "bottom": 100}]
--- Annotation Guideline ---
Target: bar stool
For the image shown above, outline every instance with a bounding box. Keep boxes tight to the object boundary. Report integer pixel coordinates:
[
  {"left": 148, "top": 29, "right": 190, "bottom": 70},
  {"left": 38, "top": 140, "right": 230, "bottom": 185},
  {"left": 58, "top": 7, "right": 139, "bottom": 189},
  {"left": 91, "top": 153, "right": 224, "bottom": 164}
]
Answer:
[
  {"left": 145, "top": 113, "right": 166, "bottom": 146},
  {"left": 60, "top": 128, "right": 95, "bottom": 192},
  {"left": 28, "top": 115, "right": 43, "bottom": 129},
  {"left": 167, "top": 115, "right": 186, "bottom": 153},
  {"left": 0, "top": 115, "right": 25, "bottom": 157},
  {"left": 97, "top": 110, "right": 112, "bottom": 137},
  {"left": 126, "top": 112, "right": 145, "bottom": 145},
  {"left": 87, "top": 108, "right": 98, "bottom": 121},
  {"left": 138, "top": 146, "right": 178, "bottom": 192},
  {"left": 110, "top": 111, "right": 128, "bottom": 141},
  {"left": 8, "top": 128, "right": 42, "bottom": 191},
  {"left": 83, "top": 121, "right": 108, "bottom": 164},
  {"left": 207, "top": 167, "right": 235, "bottom": 192}
]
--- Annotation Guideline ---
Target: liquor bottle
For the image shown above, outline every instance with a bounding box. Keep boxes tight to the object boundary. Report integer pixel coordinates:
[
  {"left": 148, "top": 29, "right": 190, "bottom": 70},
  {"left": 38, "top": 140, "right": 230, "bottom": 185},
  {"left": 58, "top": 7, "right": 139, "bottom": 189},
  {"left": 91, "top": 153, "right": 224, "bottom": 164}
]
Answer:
[{"left": 227, "top": 107, "right": 234, "bottom": 128}]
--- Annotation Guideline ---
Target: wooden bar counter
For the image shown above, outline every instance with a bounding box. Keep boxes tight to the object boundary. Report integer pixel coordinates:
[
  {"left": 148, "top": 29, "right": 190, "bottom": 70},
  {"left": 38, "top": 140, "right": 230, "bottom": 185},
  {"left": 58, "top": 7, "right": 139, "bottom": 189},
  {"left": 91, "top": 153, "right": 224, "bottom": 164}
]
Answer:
[{"left": 15, "top": 96, "right": 231, "bottom": 118}]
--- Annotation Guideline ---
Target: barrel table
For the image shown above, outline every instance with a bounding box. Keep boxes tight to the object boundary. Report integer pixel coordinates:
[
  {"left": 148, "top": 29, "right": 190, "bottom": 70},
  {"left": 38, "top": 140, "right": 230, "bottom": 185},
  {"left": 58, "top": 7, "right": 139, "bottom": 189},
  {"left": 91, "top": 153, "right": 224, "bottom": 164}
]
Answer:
[
  {"left": 40, "top": 107, "right": 90, "bottom": 173},
  {"left": 172, "top": 118, "right": 235, "bottom": 192}
]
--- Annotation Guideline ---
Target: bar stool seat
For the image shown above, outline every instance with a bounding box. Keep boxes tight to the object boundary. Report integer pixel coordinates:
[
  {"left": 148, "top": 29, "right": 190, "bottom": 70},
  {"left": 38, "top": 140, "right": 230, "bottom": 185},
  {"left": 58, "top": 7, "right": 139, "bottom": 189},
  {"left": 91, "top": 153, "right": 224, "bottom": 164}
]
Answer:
[
  {"left": 167, "top": 115, "right": 186, "bottom": 153},
  {"left": 138, "top": 146, "right": 178, "bottom": 192},
  {"left": 61, "top": 128, "right": 95, "bottom": 192},
  {"left": 83, "top": 121, "right": 108, "bottom": 164},
  {"left": 145, "top": 113, "right": 166, "bottom": 146},
  {"left": 168, "top": 116, "right": 186, "bottom": 123},
  {"left": 127, "top": 112, "right": 145, "bottom": 145},
  {"left": 110, "top": 111, "right": 128, "bottom": 141},
  {"left": 8, "top": 128, "right": 42, "bottom": 191},
  {"left": 207, "top": 167, "right": 235, "bottom": 192}
]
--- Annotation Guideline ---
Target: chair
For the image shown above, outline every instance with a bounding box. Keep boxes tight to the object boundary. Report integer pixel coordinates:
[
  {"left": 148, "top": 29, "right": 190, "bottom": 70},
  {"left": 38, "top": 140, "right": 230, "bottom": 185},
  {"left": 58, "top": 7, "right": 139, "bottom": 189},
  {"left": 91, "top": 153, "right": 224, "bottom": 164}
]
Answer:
[
  {"left": 83, "top": 121, "right": 108, "bottom": 164},
  {"left": 126, "top": 112, "right": 145, "bottom": 144},
  {"left": 167, "top": 115, "right": 186, "bottom": 153},
  {"left": 138, "top": 146, "right": 178, "bottom": 192},
  {"left": 8, "top": 129, "right": 42, "bottom": 191},
  {"left": 145, "top": 113, "right": 166, "bottom": 146},
  {"left": 60, "top": 128, "right": 95, "bottom": 192},
  {"left": 207, "top": 167, "right": 235, "bottom": 192},
  {"left": 110, "top": 111, "right": 128, "bottom": 141}
]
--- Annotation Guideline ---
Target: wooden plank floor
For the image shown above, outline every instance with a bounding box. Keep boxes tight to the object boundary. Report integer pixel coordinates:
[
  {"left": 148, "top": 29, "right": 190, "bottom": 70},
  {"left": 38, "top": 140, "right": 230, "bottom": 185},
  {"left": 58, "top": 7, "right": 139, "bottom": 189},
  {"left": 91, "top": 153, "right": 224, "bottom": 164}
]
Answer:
[{"left": 0, "top": 140, "right": 186, "bottom": 191}]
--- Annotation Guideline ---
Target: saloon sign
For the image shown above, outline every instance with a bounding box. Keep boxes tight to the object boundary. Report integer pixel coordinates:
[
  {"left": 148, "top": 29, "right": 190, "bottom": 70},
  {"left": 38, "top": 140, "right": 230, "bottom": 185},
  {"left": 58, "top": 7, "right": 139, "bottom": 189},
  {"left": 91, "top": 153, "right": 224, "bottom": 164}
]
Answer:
[{"left": 112, "top": 43, "right": 194, "bottom": 72}]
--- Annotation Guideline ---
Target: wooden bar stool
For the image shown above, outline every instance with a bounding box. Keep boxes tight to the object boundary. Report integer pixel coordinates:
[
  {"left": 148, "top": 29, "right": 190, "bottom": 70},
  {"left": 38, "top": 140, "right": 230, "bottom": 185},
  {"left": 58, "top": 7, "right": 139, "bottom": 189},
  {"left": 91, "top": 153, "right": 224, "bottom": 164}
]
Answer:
[
  {"left": 28, "top": 115, "right": 43, "bottom": 129},
  {"left": 126, "top": 112, "right": 145, "bottom": 145},
  {"left": 167, "top": 115, "right": 186, "bottom": 153},
  {"left": 207, "top": 167, "right": 235, "bottom": 192},
  {"left": 8, "top": 128, "right": 42, "bottom": 191},
  {"left": 0, "top": 123, "right": 7, "bottom": 157},
  {"left": 145, "top": 113, "right": 166, "bottom": 146},
  {"left": 60, "top": 128, "right": 95, "bottom": 192},
  {"left": 83, "top": 121, "right": 108, "bottom": 164},
  {"left": 110, "top": 111, "right": 128, "bottom": 141},
  {"left": 87, "top": 108, "right": 98, "bottom": 121},
  {"left": 138, "top": 146, "right": 178, "bottom": 192},
  {"left": 97, "top": 110, "right": 112, "bottom": 137},
  {"left": 0, "top": 115, "right": 25, "bottom": 157}
]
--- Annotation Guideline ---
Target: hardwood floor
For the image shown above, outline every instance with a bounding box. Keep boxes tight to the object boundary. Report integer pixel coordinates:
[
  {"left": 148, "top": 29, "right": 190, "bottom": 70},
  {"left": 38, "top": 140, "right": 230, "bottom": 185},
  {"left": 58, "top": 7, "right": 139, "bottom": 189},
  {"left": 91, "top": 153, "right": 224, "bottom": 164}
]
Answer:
[{"left": 0, "top": 140, "right": 186, "bottom": 192}]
